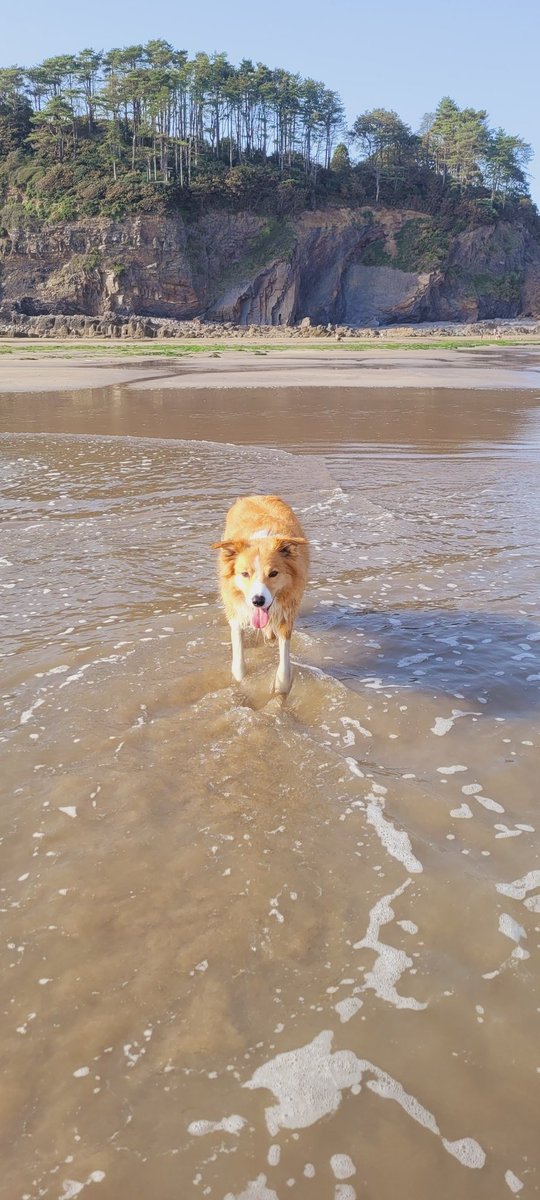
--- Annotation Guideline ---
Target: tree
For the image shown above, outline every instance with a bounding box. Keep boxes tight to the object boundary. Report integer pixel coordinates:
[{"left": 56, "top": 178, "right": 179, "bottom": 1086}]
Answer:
[
  {"left": 319, "top": 88, "right": 345, "bottom": 169},
  {"left": 330, "top": 142, "right": 351, "bottom": 173},
  {"left": 349, "top": 108, "right": 412, "bottom": 201},
  {"left": 28, "top": 95, "right": 74, "bottom": 162},
  {"left": 0, "top": 68, "right": 32, "bottom": 153},
  {"left": 0, "top": 40, "right": 534, "bottom": 219},
  {"left": 483, "top": 128, "right": 532, "bottom": 202},
  {"left": 73, "top": 49, "right": 102, "bottom": 133},
  {"left": 429, "top": 97, "right": 488, "bottom": 191}
]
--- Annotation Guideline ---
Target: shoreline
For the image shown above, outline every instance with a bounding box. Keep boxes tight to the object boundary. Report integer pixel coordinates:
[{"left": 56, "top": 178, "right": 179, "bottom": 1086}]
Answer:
[{"left": 0, "top": 344, "right": 540, "bottom": 393}]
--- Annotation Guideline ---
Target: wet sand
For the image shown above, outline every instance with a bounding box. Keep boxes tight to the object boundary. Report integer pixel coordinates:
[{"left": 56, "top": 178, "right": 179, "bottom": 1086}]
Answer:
[
  {"left": 1, "top": 355, "right": 540, "bottom": 1200},
  {"left": 1, "top": 344, "right": 540, "bottom": 393}
]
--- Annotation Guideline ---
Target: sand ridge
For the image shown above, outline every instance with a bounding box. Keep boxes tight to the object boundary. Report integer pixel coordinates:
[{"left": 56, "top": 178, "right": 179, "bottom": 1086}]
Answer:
[{"left": 1, "top": 345, "right": 540, "bottom": 392}]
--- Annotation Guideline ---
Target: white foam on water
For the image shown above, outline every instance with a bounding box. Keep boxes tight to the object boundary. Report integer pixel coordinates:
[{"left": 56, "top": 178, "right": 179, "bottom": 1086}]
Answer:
[
  {"left": 398, "top": 652, "right": 433, "bottom": 667},
  {"left": 494, "top": 824, "right": 523, "bottom": 838},
  {"left": 437, "top": 765, "right": 467, "bottom": 774},
  {"left": 330, "top": 1154, "right": 356, "bottom": 1179},
  {"left": 498, "top": 914, "right": 527, "bottom": 944},
  {"left": 303, "top": 1164, "right": 315, "bottom": 1178},
  {"left": 366, "top": 1075, "right": 439, "bottom": 1135},
  {"left": 335, "top": 1187, "right": 356, "bottom": 1200},
  {"left": 431, "top": 717, "right": 454, "bottom": 737},
  {"left": 335, "top": 997, "right": 363, "bottom": 1023},
  {"left": 354, "top": 880, "right": 427, "bottom": 1010},
  {"left": 244, "top": 1031, "right": 344, "bottom": 1135},
  {"left": 123, "top": 1042, "right": 145, "bottom": 1068},
  {"left": 267, "top": 1145, "right": 280, "bottom": 1167},
  {"left": 224, "top": 1175, "right": 278, "bottom": 1200},
  {"left": 441, "top": 1138, "right": 487, "bottom": 1169},
  {"left": 245, "top": 1031, "right": 485, "bottom": 1169},
  {"left": 20, "top": 696, "right": 45, "bottom": 725},
  {"left": 496, "top": 871, "right": 540, "bottom": 900},
  {"left": 366, "top": 798, "right": 423, "bottom": 874},
  {"left": 462, "top": 784, "right": 483, "bottom": 795},
  {"left": 73, "top": 1067, "right": 90, "bottom": 1078},
  {"left": 505, "top": 1170, "right": 524, "bottom": 1193},
  {"left": 188, "top": 1114, "right": 246, "bottom": 1137},
  {"left": 397, "top": 920, "right": 418, "bottom": 934},
  {"left": 58, "top": 1173, "right": 105, "bottom": 1200},
  {"left": 450, "top": 804, "right": 473, "bottom": 819},
  {"left": 58, "top": 667, "right": 91, "bottom": 689},
  {"left": 475, "top": 796, "right": 505, "bottom": 813},
  {"left": 346, "top": 758, "right": 365, "bottom": 779},
  {"left": 431, "top": 710, "right": 481, "bottom": 736},
  {"left": 341, "top": 717, "right": 372, "bottom": 740}
]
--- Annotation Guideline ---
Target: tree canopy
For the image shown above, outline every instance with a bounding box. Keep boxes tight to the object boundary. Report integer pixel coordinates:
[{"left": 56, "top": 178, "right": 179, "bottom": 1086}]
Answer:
[{"left": 0, "top": 45, "right": 534, "bottom": 226}]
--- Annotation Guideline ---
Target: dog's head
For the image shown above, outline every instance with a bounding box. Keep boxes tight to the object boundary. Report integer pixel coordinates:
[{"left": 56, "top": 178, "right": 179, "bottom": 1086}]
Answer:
[{"left": 212, "top": 536, "right": 308, "bottom": 628}]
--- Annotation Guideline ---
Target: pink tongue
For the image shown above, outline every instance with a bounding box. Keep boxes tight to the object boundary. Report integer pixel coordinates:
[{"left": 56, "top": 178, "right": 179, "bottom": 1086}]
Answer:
[{"left": 251, "top": 607, "right": 269, "bottom": 630}]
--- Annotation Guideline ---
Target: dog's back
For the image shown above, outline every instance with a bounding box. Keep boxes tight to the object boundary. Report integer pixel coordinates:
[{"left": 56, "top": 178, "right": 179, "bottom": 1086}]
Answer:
[{"left": 223, "top": 495, "right": 307, "bottom": 546}]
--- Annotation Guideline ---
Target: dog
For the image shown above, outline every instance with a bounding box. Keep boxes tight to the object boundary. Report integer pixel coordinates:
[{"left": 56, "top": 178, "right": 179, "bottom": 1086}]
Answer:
[{"left": 212, "top": 495, "right": 309, "bottom": 693}]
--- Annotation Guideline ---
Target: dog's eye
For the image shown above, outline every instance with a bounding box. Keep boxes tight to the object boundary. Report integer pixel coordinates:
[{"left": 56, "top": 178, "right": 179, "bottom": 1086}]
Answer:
[
  {"left": 241, "top": 571, "right": 250, "bottom": 578},
  {"left": 268, "top": 570, "right": 278, "bottom": 578}
]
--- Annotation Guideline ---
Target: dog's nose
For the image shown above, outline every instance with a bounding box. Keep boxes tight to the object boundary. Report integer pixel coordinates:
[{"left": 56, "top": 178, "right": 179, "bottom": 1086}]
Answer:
[{"left": 252, "top": 594, "right": 266, "bottom": 607}]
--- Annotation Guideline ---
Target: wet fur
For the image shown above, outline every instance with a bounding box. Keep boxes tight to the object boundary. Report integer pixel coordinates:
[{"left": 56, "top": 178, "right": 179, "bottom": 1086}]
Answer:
[{"left": 212, "top": 495, "right": 310, "bottom": 692}]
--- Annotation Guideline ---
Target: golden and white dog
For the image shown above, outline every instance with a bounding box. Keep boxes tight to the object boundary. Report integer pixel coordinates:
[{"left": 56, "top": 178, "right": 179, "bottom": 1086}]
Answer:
[{"left": 213, "top": 495, "right": 309, "bottom": 693}]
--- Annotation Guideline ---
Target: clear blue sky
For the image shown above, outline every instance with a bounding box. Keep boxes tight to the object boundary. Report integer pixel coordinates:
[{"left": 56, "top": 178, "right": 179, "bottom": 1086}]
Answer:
[{"left": 2, "top": 0, "right": 539, "bottom": 205}]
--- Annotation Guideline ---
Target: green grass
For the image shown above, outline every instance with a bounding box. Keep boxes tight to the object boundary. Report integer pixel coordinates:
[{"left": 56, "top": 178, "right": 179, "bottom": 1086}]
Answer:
[{"left": 1, "top": 336, "right": 539, "bottom": 357}]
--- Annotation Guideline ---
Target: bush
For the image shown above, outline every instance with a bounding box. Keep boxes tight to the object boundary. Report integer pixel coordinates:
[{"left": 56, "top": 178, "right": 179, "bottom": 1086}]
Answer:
[
  {"left": 48, "top": 194, "right": 79, "bottom": 222},
  {"left": 0, "top": 200, "right": 29, "bottom": 230}
]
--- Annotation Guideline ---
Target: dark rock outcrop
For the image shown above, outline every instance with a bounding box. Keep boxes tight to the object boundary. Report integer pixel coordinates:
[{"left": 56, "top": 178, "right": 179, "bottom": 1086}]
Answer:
[{"left": 1, "top": 206, "right": 539, "bottom": 327}]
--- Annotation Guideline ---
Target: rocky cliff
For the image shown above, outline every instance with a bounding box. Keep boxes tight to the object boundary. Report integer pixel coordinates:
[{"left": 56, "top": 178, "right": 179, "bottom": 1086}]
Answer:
[{"left": 1, "top": 206, "right": 539, "bottom": 327}]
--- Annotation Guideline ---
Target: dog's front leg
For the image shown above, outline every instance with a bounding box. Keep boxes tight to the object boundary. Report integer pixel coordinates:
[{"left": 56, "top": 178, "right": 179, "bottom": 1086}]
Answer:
[
  {"left": 275, "top": 635, "right": 292, "bottom": 694},
  {"left": 230, "top": 621, "right": 246, "bottom": 682}
]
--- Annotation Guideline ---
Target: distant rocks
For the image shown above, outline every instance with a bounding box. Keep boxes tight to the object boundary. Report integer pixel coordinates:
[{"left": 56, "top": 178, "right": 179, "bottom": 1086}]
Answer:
[
  {"left": 0, "top": 206, "right": 539, "bottom": 332},
  {"left": 0, "top": 308, "right": 538, "bottom": 341}
]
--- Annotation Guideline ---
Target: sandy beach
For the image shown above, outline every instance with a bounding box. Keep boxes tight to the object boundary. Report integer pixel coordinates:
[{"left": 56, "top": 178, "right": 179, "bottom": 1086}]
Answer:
[{"left": 1, "top": 343, "right": 540, "bottom": 392}]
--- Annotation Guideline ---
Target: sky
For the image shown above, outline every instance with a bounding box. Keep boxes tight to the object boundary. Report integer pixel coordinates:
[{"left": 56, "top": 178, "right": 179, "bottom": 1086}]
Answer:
[{"left": 2, "top": 0, "right": 539, "bottom": 205}]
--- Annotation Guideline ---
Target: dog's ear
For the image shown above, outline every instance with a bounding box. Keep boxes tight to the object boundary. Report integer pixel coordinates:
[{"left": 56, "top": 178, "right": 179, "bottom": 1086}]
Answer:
[
  {"left": 212, "top": 539, "right": 247, "bottom": 559},
  {"left": 276, "top": 536, "right": 308, "bottom": 556}
]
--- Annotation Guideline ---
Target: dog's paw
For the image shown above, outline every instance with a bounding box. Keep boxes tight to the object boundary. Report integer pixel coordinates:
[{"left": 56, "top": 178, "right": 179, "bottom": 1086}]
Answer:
[{"left": 274, "top": 672, "right": 292, "bottom": 695}]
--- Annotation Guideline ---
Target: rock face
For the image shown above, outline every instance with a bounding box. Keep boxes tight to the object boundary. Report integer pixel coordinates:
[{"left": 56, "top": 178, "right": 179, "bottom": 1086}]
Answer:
[{"left": 1, "top": 206, "right": 539, "bottom": 326}]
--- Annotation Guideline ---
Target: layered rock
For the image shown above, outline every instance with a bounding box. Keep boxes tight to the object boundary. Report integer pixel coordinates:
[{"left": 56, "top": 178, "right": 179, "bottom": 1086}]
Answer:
[{"left": 1, "top": 206, "right": 539, "bottom": 327}]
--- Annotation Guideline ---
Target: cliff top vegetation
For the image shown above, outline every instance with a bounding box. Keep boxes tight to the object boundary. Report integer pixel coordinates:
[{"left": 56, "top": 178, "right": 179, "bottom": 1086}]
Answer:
[{"left": 0, "top": 41, "right": 536, "bottom": 234}]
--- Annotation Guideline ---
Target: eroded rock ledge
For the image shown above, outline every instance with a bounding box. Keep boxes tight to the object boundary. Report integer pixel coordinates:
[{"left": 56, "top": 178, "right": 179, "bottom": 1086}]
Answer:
[
  {"left": 1, "top": 207, "right": 539, "bottom": 328},
  {"left": 1, "top": 311, "right": 539, "bottom": 341}
]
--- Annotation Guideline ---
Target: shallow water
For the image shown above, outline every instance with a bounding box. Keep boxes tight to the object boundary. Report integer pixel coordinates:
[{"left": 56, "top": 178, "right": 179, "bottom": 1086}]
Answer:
[{"left": 1, "top": 381, "right": 540, "bottom": 1200}]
